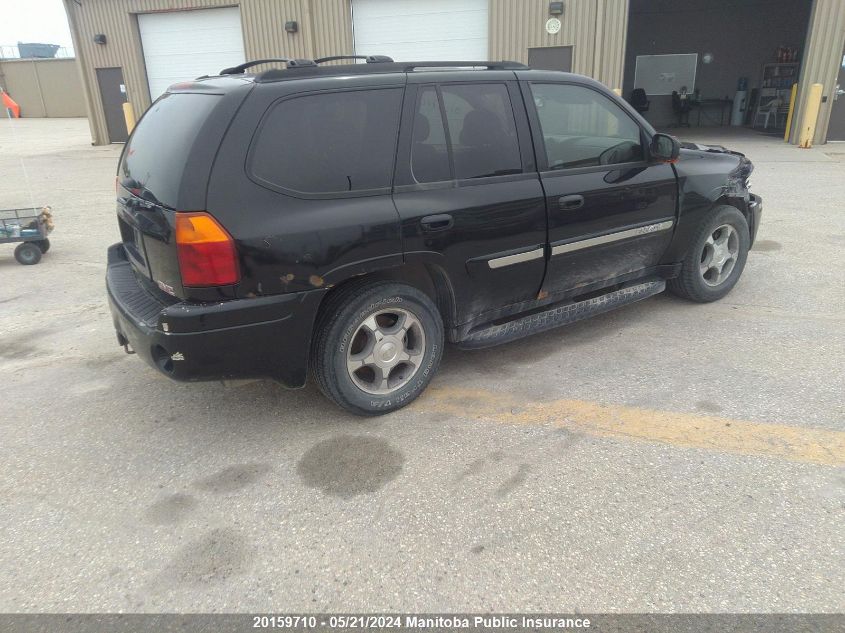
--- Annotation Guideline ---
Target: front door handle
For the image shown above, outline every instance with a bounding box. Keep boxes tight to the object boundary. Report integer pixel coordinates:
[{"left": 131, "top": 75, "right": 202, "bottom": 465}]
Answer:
[
  {"left": 559, "top": 194, "right": 585, "bottom": 210},
  {"left": 420, "top": 214, "right": 454, "bottom": 232}
]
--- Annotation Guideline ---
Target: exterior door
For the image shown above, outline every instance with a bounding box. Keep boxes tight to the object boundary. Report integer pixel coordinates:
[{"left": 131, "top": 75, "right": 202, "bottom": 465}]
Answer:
[
  {"left": 522, "top": 80, "right": 677, "bottom": 297},
  {"left": 95, "top": 67, "right": 128, "bottom": 143},
  {"left": 528, "top": 46, "right": 573, "bottom": 72},
  {"left": 827, "top": 43, "right": 845, "bottom": 141},
  {"left": 392, "top": 78, "right": 547, "bottom": 326}
]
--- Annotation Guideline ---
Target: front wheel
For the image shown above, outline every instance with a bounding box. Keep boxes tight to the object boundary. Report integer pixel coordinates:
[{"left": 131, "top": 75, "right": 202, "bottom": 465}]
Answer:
[
  {"left": 668, "top": 205, "right": 750, "bottom": 302},
  {"left": 14, "top": 242, "right": 42, "bottom": 265},
  {"left": 311, "top": 281, "right": 444, "bottom": 415}
]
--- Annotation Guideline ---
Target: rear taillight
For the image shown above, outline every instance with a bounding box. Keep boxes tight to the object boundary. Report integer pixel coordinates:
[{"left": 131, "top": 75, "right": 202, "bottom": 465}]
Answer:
[{"left": 175, "top": 212, "right": 240, "bottom": 287}]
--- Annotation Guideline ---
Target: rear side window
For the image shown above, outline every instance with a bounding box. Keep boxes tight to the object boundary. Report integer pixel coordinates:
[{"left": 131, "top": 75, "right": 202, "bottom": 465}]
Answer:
[
  {"left": 441, "top": 84, "right": 522, "bottom": 180},
  {"left": 250, "top": 88, "right": 403, "bottom": 195},
  {"left": 119, "top": 93, "right": 222, "bottom": 208},
  {"left": 411, "top": 87, "right": 451, "bottom": 183},
  {"left": 409, "top": 83, "right": 522, "bottom": 183},
  {"left": 530, "top": 83, "right": 644, "bottom": 170}
]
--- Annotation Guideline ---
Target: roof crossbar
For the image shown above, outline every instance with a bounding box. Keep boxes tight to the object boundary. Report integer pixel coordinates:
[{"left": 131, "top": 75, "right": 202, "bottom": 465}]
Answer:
[
  {"left": 221, "top": 58, "right": 319, "bottom": 74},
  {"left": 221, "top": 59, "right": 291, "bottom": 74},
  {"left": 314, "top": 55, "right": 394, "bottom": 64}
]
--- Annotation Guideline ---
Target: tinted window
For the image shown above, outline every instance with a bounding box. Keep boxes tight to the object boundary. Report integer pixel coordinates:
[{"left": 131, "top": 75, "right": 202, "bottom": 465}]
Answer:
[
  {"left": 251, "top": 88, "right": 403, "bottom": 194},
  {"left": 441, "top": 84, "right": 522, "bottom": 180},
  {"left": 411, "top": 87, "right": 451, "bottom": 183},
  {"left": 531, "top": 83, "right": 644, "bottom": 170},
  {"left": 119, "top": 93, "right": 221, "bottom": 208}
]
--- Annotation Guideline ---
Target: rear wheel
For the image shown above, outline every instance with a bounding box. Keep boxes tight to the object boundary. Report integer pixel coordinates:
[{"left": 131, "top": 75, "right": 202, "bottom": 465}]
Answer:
[
  {"left": 312, "top": 280, "right": 444, "bottom": 415},
  {"left": 14, "top": 242, "right": 42, "bottom": 265},
  {"left": 668, "top": 205, "right": 749, "bottom": 302},
  {"left": 34, "top": 239, "right": 50, "bottom": 253}
]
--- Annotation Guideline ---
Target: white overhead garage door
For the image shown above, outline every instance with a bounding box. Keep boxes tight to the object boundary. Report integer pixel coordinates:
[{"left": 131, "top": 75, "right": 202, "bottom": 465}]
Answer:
[
  {"left": 138, "top": 7, "right": 246, "bottom": 101},
  {"left": 352, "top": 0, "right": 489, "bottom": 62}
]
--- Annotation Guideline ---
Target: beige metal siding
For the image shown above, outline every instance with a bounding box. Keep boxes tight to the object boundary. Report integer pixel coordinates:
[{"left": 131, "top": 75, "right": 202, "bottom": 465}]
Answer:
[
  {"left": 63, "top": 0, "right": 352, "bottom": 144},
  {"left": 790, "top": 0, "right": 845, "bottom": 144},
  {"left": 64, "top": 0, "right": 633, "bottom": 144},
  {"left": 592, "top": 0, "right": 629, "bottom": 90},
  {"left": 489, "top": 0, "right": 597, "bottom": 76},
  {"left": 0, "top": 59, "right": 86, "bottom": 118}
]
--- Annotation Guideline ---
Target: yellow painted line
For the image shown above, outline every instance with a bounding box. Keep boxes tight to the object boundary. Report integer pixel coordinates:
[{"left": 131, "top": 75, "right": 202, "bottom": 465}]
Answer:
[{"left": 415, "top": 386, "right": 845, "bottom": 467}]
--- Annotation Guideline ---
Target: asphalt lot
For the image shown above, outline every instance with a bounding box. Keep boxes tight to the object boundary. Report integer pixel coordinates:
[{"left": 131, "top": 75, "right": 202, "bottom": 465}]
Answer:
[{"left": 0, "top": 118, "right": 843, "bottom": 613}]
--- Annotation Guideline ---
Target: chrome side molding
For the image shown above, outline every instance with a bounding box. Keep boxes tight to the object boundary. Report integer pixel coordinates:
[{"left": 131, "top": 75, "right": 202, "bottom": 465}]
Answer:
[{"left": 551, "top": 220, "right": 674, "bottom": 256}]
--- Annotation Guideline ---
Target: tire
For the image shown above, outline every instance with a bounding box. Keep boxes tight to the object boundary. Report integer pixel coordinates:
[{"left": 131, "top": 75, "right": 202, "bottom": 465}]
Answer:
[
  {"left": 668, "top": 205, "right": 750, "bottom": 303},
  {"left": 311, "top": 280, "right": 444, "bottom": 415},
  {"left": 14, "top": 242, "right": 42, "bottom": 265},
  {"left": 35, "top": 239, "right": 50, "bottom": 253}
]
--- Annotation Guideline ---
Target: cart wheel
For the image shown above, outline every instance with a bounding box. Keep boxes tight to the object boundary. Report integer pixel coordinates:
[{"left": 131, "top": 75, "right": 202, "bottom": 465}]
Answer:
[
  {"left": 14, "top": 242, "right": 42, "bottom": 265},
  {"left": 34, "top": 239, "right": 50, "bottom": 253}
]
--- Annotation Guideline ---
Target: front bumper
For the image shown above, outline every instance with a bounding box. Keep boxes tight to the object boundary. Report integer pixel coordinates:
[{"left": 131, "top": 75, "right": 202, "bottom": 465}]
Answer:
[
  {"left": 748, "top": 193, "right": 763, "bottom": 245},
  {"left": 106, "top": 243, "right": 326, "bottom": 387}
]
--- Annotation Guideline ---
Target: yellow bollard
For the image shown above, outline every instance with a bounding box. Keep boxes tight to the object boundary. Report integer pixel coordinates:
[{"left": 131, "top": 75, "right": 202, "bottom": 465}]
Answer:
[
  {"left": 783, "top": 83, "right": 798, "bottom": 142},
  {"left": 122, "top": 101, "right": 136, "bottom": 135},
  {"left": 797, "top": 83, "right": 823, "bottom": 149}
]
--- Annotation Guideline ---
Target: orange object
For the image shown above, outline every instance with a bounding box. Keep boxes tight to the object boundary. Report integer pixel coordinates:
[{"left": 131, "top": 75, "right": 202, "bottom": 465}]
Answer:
[{"left": 2, "top": 91, "right": 20, "bottom": 118}]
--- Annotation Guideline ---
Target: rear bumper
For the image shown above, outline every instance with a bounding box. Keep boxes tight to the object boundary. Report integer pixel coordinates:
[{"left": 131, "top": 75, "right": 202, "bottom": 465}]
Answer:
[
  {"left": 748, "top": 193, "right": 763, "bottom": 245},
  {"left": 106, "top": 243, "right": 326, "bottom": 387}
]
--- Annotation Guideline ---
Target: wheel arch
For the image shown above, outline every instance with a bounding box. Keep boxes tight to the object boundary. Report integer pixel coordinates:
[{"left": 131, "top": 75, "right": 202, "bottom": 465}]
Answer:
[{"left": 313, "top": 261, "right": 458, "bottom": 339}]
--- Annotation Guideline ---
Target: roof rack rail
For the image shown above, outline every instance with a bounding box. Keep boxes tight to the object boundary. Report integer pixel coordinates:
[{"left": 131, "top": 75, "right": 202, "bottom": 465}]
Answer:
[
  {"left": 401, "top": 60, "right": 529, "bottom": 71},
  {"left": 314, "top": 55, "right": 394, "bottom": 64}
]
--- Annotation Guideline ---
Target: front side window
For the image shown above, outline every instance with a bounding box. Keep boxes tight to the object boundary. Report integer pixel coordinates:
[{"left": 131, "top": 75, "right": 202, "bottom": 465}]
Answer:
[
  {"left": 531, "top": 83, "right": 644, "bottom": 170},
  {"left": 250, "top": 88, "right": 403, "bottom": 194}
]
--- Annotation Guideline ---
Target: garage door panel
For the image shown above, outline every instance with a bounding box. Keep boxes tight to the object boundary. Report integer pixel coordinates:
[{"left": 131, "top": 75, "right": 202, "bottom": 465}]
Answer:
[
  {"left": 353, "top": 0, "right": 488, "bottom": 61},
  {"left": 138, "top": 7, "right": 245, "bottom": 101}
]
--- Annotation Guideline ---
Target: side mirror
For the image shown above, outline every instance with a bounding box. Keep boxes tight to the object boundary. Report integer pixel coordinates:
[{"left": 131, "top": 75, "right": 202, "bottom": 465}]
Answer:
[{"left": 650, "top": 133, "right": 681, "bottom": 163}]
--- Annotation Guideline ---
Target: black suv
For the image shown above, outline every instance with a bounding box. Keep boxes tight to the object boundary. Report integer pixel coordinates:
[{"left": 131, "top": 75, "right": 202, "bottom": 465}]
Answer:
[{"left": 107, "top": 57, "right": 762, "bottom": 415}]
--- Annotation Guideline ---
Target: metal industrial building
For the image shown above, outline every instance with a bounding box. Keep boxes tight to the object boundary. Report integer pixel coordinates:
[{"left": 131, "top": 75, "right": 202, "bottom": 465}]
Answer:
[{"left": 63, "top": 0, "right": 845, "bottom": 146}]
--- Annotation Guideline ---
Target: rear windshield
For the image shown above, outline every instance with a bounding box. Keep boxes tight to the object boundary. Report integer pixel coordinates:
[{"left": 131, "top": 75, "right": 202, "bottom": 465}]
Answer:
[{"left": 118, "top": 93, "right": 221, "bottom": 209}]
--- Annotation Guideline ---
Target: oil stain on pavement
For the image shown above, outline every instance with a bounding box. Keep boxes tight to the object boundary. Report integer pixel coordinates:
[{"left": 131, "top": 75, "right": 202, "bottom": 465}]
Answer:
[
  {"left": 193, "top": 463, "right": 272, "bottom": 493},
  {"left": 297, "top": 435, "right": 404, "bottom": 498},
  {"left": 160, "top": 527, "right": 251, "bottom": 585},
  {"left": 144, "top": 493, "right": 197, "bottom": 525}
]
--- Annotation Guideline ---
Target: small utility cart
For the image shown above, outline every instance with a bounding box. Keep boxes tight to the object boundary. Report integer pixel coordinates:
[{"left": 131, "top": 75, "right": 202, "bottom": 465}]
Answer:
[{"left": 0, "top": 207, "right": 54, "bottom": 265}]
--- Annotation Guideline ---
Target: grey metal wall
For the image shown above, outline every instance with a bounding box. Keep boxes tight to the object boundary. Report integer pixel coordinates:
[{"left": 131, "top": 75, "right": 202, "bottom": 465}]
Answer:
[
  {"left": 64, "top": 0, "right": 630, "bottom": 145},
  {"left": 0, "top": 59, "right": 86, "bottom": 118},
  {"left": 790, "top": 0, "right": 845, "bottom": 144}
]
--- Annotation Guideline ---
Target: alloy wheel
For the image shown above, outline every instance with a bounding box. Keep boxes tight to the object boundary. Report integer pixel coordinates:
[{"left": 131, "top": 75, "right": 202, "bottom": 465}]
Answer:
[
  {"left": 345, "top": 308, "right": 426, "bottom": 395},
  {"left": 700, "top": 224, "right": 739, "bottom": 287}
]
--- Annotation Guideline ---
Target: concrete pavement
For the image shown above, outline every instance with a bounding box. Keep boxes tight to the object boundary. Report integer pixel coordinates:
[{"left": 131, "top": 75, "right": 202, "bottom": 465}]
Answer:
[{"left": 0, "top": 119, "right": 842, "bottom": 612}]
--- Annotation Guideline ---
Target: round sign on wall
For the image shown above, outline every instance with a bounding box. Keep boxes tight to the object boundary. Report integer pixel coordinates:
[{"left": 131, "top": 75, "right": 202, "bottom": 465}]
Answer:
[{"left": 545, "top": 17, "right": 562, "bottom": 35}]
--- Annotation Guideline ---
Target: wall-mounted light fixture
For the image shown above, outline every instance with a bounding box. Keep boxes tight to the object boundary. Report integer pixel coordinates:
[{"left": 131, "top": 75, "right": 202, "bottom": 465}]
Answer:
[
  {"left": 284, "top": 21, "right": 298, "bottom": 33},
  {"left": 93, "top": 33, "right": 107, "bottom": 45},
  {"left": 549, "top": 2, "right": 564, "bottom": 15}
]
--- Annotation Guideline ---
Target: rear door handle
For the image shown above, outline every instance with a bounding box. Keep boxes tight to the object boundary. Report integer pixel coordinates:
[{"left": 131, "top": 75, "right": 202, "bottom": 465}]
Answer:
[
  {"left": 420, "top": 214, "right": 454, "bottom": 232},
  {"left": 559, "top": 195, "right": 585, "bottom": 210}
]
